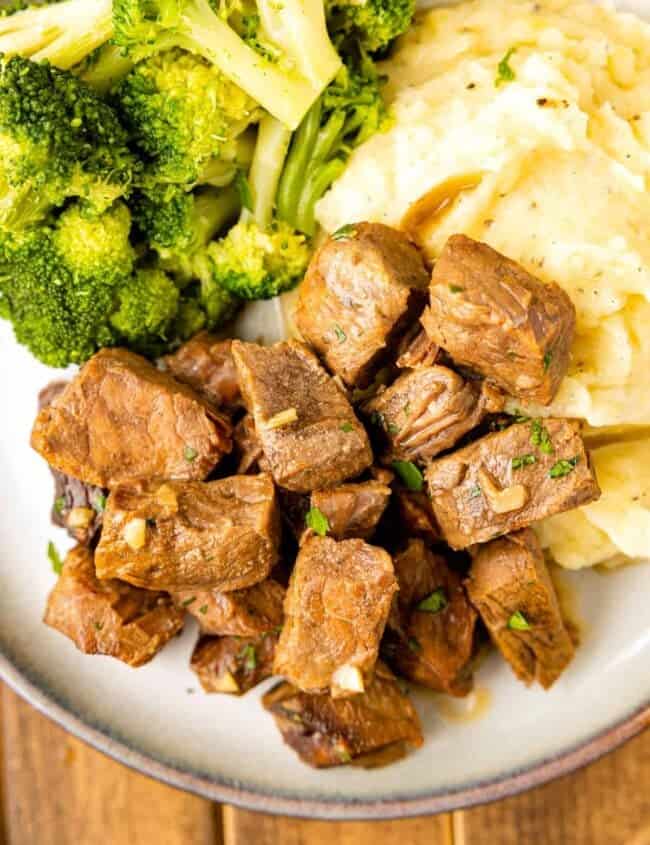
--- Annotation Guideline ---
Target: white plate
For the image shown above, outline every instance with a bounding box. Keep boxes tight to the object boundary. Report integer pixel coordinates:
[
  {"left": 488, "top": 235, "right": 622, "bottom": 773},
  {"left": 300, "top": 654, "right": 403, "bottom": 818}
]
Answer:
[{"left": 1, "top": 0, "right": 649, "bottom": 819}]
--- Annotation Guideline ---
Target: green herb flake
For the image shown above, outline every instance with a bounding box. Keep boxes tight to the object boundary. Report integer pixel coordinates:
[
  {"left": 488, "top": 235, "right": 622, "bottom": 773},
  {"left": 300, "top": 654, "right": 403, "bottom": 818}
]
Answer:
[
  {"left": 240, "top": 643, "right": 257, "bottom": 671},
  {"left": 331, "top": 223, "right": 357, "bottom": 241},
  {"left": 305, "top": 507, "right": 330, "bottom": 537},
  {"left": 549, "top": 456, "right": 579, "bottom": 478},
  {"left": 181, "top": 596, "right": 197, "bottom": 607},
  {"left": 392, "top": 460, "right": 424, "bottom": 492},
  {"left": 94, "top": 621, "right": 104, "bottom": 631},
  {"left": 449, "top": 284, "right": 465, "bottom": 293},
  {"left": 93, "top": 492, "right": 107, "bottom": 513},
  {"left": 512, "top": 409, "right": 531, "bottom": 423},
  {"left": 337, "top": 747, "right": 352, "bottom": 764},
  {"left": 54, "top": 496, "right": 66, "bottom": 515},
  {"left": 469, "top": 484, "right": 483, "bottom": 499},
  {"left": 198, "top": 604, "right": 209, "bottom": 615},
  {"left": 333, "top": 324, "right": 346, "bottom": 343},
  {"left": 404, "top": 402, "right": 412, "bottom": 416},
  {"left": 511, "top": 453, "right": 537, "bottom": 470},
  {"left": 530, "top": 419, "right": 554, "bottom": 455},
  {"left": 340, "top": 422, "right": 354, "bottom": 433},
  {"left": 370, "top": 411, "right": 386, "bottom": 430},
  {"left": 508, "top": 610, "right": 530, "bottom": 631},
  {"left": 496, "top": 47, "right": 517, "bottom": 87},
  {"left": 184, "top": 445, "right": 198, "bottom": 462},
  {"left": 543, "top": 350, "right": 553, "bottom": 372},
  {"left": 407, "top": 637, "right": 422, "bottom": 653},
  {"left": 47, "top": 541, "right": 63, "bottom": 576},
  {"left": 387, "top": 422, "right": 400, "bottom": 435},
  {"left": 417, "top": 588, "right": 448, "bottom": 614},
  {"left": 234, "top": 170, "right": 253, "bottom": 212}
]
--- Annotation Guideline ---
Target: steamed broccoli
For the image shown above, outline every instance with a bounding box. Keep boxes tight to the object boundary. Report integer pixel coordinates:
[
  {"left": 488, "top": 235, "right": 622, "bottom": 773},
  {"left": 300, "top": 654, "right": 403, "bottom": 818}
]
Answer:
[
  {"left": 112, "top": 0, "right": 342, "bottom": 129},
  {"left": 0, "top": 56, "right": 136, "bottom": 229},
  {"left": 110, "top": 267, "right": 180, "bottom": 350},
  {"left": 326, "top": 0, "right": 414, "bottom": 53},
  {"left": 75, "top": 42, "right": 135, "bottom": 94},
  {"left": 0, "top": 0, "right": 113, "bottom": 70}
]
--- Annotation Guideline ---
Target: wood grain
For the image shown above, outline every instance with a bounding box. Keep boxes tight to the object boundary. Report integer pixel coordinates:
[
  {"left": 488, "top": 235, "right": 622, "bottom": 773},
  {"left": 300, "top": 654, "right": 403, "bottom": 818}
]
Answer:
[{"left": 1, "top": 685, "right": 220, "bottom": 845}]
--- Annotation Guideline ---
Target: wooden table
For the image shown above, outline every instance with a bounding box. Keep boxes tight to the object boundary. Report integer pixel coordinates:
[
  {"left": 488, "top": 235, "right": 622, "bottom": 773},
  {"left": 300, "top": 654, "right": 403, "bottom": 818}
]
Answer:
[{"left": 1, "top": 684, "right": 648, "bottom": 845}]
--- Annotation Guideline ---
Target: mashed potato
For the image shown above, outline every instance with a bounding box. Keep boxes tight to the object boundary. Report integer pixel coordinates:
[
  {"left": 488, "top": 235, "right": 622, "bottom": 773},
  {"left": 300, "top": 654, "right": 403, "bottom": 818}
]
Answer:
[{"left": 316, "top": 0, "right": 650, "bottom": 567}]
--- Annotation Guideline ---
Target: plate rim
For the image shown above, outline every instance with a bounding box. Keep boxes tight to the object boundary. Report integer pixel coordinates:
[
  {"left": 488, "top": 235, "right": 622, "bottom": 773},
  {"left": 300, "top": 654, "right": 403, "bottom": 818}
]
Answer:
[{"left": 1, "top": 647, "right": 647, "bottom": 820}]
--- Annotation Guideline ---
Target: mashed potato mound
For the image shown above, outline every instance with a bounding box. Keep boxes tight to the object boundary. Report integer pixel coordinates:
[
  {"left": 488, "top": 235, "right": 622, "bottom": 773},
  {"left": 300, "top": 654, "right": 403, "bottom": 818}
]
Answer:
[{"left": 316, "top": 0, "right": 650, "bottom": 567}]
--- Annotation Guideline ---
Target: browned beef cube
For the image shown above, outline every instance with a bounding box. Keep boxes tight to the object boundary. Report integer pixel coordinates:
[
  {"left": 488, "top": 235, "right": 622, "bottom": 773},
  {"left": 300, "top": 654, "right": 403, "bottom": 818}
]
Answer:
[
  {"left": 263, "top": 663, "right": 423, "bottom": 768},
  {"left": 174, "top": 579, "right": 284, "bottom": 637},
  {"left": 232, "top": 340, "right": 372, "bottom": 492},
  {"left": 364, "top": 366, "right": 503, "bottom": 465},
  {"left": 396, "top": 324, "right": 439, "bottom": 369},
  {"left": 383, "top": 539, "right": 477, "bottom": 696},
  {"left": 296, "top": 223, "right": 429, "bottom": 388},
  {"left": 232, "top": 414, "right": 269, "bottom": 475},
  {"left": 425, "top": 235, "right": 576, "bottom": 404},
  {"left": 44, "top": 546, "right": 184, "bottom": 667},
  {"left": 191, "top": 632, "right": 277, "bottom": 695},
  {"left": 95, "top": 474, "right": 281, "bottom": 591},
  {"left": 274, "top": 536, "right": 397, "bottom": 697},
  {"left": 426, "top": 419, "right": 600, "bottom": 549},
  {"left": 309, "top": 480, "right": 391, "bottom": 541},
  {"left": 465, "top": 529, "right": 575, "bottom": 688},
  {"left": 163, "top": 333, "right": 241, "bottom": 412},
  {"left": 31, "top": 349, "right": 231, "bottom": 488},
  {"left": 395, "top": 490, "right": 440, "bottom": 542}
]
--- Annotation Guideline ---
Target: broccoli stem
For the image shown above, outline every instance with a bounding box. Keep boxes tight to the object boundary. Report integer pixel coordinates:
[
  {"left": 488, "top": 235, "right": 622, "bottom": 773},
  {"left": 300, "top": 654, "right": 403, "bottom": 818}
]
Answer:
[
  {"left": 276, "top": 98, "right": 323, "bottom": 226},
  {"left": 77, "top": 43, "right": 134, "bottom": 94},
  {"left": 244, "top": 115, "right": 292, "bottom": 229},
  {"left": 192, "top": 187, "right": 241, "bottom": 249},
  {"left": 295, "top": 157, "right": 346, "bottom": 235}
]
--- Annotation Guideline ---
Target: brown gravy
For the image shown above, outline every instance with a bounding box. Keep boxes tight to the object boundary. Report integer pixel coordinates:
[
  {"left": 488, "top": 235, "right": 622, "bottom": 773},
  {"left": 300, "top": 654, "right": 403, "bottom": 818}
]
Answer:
[{"left": 401, "top": 173, "right": 484, "bottom": 250}]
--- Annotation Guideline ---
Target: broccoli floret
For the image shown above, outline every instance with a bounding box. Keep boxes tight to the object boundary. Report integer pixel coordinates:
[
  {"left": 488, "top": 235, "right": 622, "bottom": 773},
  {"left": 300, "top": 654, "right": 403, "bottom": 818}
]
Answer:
[
  {"left": 112, "top": 0, "right": 342, "bottom": 129},
  {"left": 75, "top": 42, "right": 134, "bottom": 94},
  {"left": 0, "top": 56, "right": 136, "bottom": 229},
  {"left": 0, "top": 0, "right": 113, "bottom": 70},
  {"left": 172, "top": 297, "right": 208, "bottom": 338},
  {"left": 326, "top": 0, "right": 414, "bottom": 53},
  {"left": 110, "top": 267, "right": 180, "bottom": 352},
  {"left": 206, "top": 219, "right": 309, "bottom": 299},
  {"left": 115, "top": 49, "right": 260, "bottom": 186}
]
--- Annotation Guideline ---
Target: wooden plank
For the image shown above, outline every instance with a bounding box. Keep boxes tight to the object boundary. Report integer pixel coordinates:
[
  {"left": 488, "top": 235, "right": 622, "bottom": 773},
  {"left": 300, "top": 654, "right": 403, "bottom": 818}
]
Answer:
[
  {"left": 1, "top": 685, "right": 220, "bottom": 845},
  {"left": 222, "top": 806, "right": 453, "bottom": 845},
  {"left": 456, "top": 728, "right": 650, "bottom": 845}
]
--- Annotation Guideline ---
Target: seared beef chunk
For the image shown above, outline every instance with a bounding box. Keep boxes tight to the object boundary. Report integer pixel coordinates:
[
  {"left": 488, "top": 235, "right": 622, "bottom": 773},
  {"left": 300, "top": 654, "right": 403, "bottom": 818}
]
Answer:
[
  {"left": 274, "top": 536, "right": 397, "bottom": 697},
  {"left": 31, "top": 349, "right": 231, "bottom": 488},
  {"left": 426, "top": 419, "right": 600, "bottom": 549},
  {"left": 425, "top": 235, "right": 575, "bottom": 405},
  {"left": 263, "top": 662, "right": 423, "bottom": 768},
  {"left": 465, "top": 529, "right": 574, "bottom": 688},
  {"left": 163, "top": 333, "right": 241, "bottom": 412},
  {"left": 95, "top": 474, "right": 281, "bottom": 591},
  {"left": 191, "top": 632, "right": 277, "bottom": 695},
  {"left": 309, "top": 480, "right": 391, "bottom": 541},
  {"left": 364, "top": 366, "right": 503, "bottom": 465},
  {"left": 395, "top": 490, "right": 440, "bottom": 542},
  {"left": 232, "top": 414, "right": 269, "bottom": 474},
  {"left": 174, "top": 579, "right": 284, "bottom": 637},
  {"left": 44, "top": 546, "right": 184, "bottom": 667},
  {"left": 396, "top": 324, "right": 439, "bottom": 370},
  {"left": 296, "top": 223, "right": 429, "bottom": 389},
  {"left": 383, "top": 539, "right": 477, "bottom": 696},
  {"left": 38, "top": 381, "right": 106, "bottom": 545},
  {"left": 232, "top": 340, "right": 372, "bottom": 492}
]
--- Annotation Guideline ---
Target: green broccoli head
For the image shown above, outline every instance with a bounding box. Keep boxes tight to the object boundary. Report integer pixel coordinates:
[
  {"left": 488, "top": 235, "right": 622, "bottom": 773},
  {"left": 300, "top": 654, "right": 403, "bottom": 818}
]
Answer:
[
  {"left": 54, "top": 200, "right": 135, "bottom": 278},
  {"left": 110, "top": 267, "right": 180, "bottom": 352},
  {"left": 327, "top": 0, "right": 415, "bottom": 52},
  {"left": 115, "top": 48, "right": 260, "bottom": 186},
  {"left": 0, "top": 56, "right": 136, "bottom": 229},
  {"left": 206, "top": 219, "right": 310, "bottom": 300}
]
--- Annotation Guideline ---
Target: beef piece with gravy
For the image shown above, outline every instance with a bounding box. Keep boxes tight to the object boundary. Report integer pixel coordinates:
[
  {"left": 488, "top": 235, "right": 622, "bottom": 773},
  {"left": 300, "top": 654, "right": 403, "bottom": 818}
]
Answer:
[
  {"left": 274, "top": 536, "right": 397, "bottom": 697},
  {"left": 296, "top": 223, "right": 429, "bottom": 388},
  {"left": 232, "top": 414, "right": 269, "bottom": 474},
  {"left": 232, "top": 340, "right": 372, "bottom": 492},
  {"left": 163, "top": 333, "right": 242, "bottom": 412},
  {"left": 263, "top": 662, "right": 423, "bottom": 768},
  {"left": 426, "top": 419, "right": 600, "bottom": 549},
  {"left": 44, "top": 546, "right": 184, "bottom": 667},
  {"left": 395, "top": 324, "right": 439, "bottom": 370},
  {"left": 95, "top": 474, "right": 281, "bottom": 591},
  {"left": 174, "top": 579, "right": 284, "bottom": 637},
  {"left": 309, "top": 480, "right": 392, "bottom": 541},
  {"left": 191, "top": 632, "right": 277, "bottom": 695},
  {"left": 424, "top": 235, "right": 575, "bottom": 404},
  {"left": 31, "top": 348, "right": 231, "bottom": 488},
  {"left": 465, "top": 529, "right": 575, "bottom": 688}
]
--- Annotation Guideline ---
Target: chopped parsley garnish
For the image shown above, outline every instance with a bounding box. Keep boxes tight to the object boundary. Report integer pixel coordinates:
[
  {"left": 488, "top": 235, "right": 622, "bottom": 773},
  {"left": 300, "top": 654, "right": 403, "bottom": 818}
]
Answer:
[
  {"left": 496, "top": 47, "right": 517, "bottom": 87},
  {"left": 333, "top": 324, "right": 346, "bottom": 343},
  {"left": 449, "top": 284, "right": 465, "bottom": 293},
  {"left": 331, "top": 223, "right": 357, "bottom": 241},
  {"left": 94, "top": 621, "right": 104, "bottom": 631},
  {"left": 47, "top": 541, "right": 63, "bottom": 575},
  {"left": 407, "top": 637, "right": 422, "bottom": 653},
  {"left": 530, "top": 419, "right": 554, "bottom": 454},
  {"left": 305, "top": 507, "right": 330, "bottom": 537},
  {"left": 234, "top": 170, "right": 253, "bottom": 212},
  {"left": 404, "top": 402, "right": 411, "bottom": 416},
  {"left": 511, "top": 453, "right": 537, "bottom": 470},
  {"left": 417, "top": 588, "right": 448, "bottom": 614},
  {"left": 549, "top": 456, "right": 579, "bottom": 478},
  {"left": 512, "top": 409, "right": 531, "bottom": 423},
  {"left": 469, "top": 484, "right": 483, "bottom": 499},
  {"left": 387, "top": 422, "right": 400, "bottom": 435},
  {"left": 370, "top": 411, "right": 386, "bottom": 429},
  {"left": 240, "top": 643, "right": 257, "bottom": 671},
  {"left": 543, "top": 350, "right": 553, "bottom": 372},
  {"left": 184, "top": 445, "right": 198, "bottom": 462},
  {"left": 198, "top": 604, "right": 209, "bottom": 615},
  {"left": 337, "top": 747, "right": 352, "bottom": 763},
  {"left": 392, "top": 460, "right": 424, "bottom": 492},
  {"left": 54, "top": 496, "right": 66, "bottom": 515},
  {"left": 508, "top": 611, "right": 530, "bottom": 631},
  {"left": 93, "top": 492, "right": 107, "bottom": 513},
  {"left": 181, "top": 596, "right": 196, "bottom": 607},
  {"left": 340, "top": 421, "right": 354, "bottom": 433}
]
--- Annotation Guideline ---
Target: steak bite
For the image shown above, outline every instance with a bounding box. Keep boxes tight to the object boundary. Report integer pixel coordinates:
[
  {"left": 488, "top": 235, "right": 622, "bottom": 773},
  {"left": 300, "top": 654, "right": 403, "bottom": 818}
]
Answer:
[
  {"left": 424, "top": 235, "right": 576, "bottom": 404},
  {"left": 274, "top": 536, "right": 397, "bottom": 697},
  {"left": 465, "top": 529, "right": 575, "bottom": 688},
  {"left": 263, "top": 663, "right": 423, "bottom": 768},
  {"left": 95, "top": 474, "right": 281, "bottom": 592},
  {"left": 44, "top": 545, "right": 184, "bottom": 667},
  {"left": 232, "top": 340, "right": 372, "bottom": 492},
  {"left": 174, "top": 579, "right": 285, "bottom": 637},
  {"left": 383, "top": 539, "right": 478, "bottom": 696},
  {"left": 426, "top": 418, "right": 600, "bottom": 549},
  {"left": 364, "top": 366, "right": 503, "bottom": 465},
  {"left": 191, "top": 632, "right": 277, "bottom": 695},
  {"left": 31, "top": 348, "right": 231, "bottom": 489},
  {"left": 396, "top": 324, "right": 439, "bottom": 370},
  {"left": 309, "top": 480, "right": 392, "bottom": 541},
  {"left": 296, "top": 222, "right": 429, "bottom": 388},
  {"left": 163, "top": 333, "right": 241, "bottom": 412}
]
